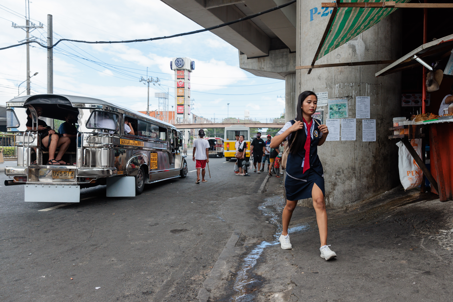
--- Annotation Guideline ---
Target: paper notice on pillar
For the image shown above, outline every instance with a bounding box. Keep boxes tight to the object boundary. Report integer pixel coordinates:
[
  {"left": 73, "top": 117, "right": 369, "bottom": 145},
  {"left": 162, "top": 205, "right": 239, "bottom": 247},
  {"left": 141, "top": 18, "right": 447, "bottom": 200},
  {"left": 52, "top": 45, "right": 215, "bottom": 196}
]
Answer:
[
  {"left": 328, "top": 99, "right": 348, "bottom": 119},
  {"left": 341, "top": 119, "right": 356, "bottom": 141},
  {"left": 316, "top": 92, "right": 328, "bottom": 106},
  {"left": 356, "top": 96, "right": 370, "bottom": 119},
  {"left": 362, "top": 119, "right": 376, "bottom": 142},
  {"left": 326, "top": 119, "right": 340, "bottom": 141}
]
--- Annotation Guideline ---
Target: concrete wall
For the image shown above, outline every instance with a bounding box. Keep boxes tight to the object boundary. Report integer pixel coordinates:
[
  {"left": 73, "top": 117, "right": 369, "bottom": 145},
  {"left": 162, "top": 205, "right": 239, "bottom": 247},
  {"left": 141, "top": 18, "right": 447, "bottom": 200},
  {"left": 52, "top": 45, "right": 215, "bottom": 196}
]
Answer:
[{"left": 297, "top": 0, "right": 402, "bottom": 207}]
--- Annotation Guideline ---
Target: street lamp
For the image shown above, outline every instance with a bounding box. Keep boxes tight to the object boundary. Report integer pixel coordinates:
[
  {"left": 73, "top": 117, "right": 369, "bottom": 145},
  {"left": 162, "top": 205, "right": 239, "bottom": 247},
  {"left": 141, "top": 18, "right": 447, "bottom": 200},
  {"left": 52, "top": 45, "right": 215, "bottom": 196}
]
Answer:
[
  {"left": 227, "top": 103, "right": 230, "bottom": 120},
  {"left": 18, "top": 72, "right": 38, "bottom": 96}
]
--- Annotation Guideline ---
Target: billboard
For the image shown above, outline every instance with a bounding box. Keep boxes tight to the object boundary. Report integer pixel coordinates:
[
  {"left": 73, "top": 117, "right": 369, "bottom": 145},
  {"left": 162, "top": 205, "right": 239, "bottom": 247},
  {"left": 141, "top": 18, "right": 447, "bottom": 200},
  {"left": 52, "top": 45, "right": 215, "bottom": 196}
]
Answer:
[
  {"left": 177, "top": 105, "right": 184, "bottom": 114},
  {"left": 176, "top": 70, "right": 185, "bottom": 79},
  {"left": 177, "top": 80, "right": 184, "bottom": 88},
  {"left": 177, "top": 88, "right": 184, "bottom": 96},
  {"left": 177, "top": 97, "right": 184, "bottom": 105}
]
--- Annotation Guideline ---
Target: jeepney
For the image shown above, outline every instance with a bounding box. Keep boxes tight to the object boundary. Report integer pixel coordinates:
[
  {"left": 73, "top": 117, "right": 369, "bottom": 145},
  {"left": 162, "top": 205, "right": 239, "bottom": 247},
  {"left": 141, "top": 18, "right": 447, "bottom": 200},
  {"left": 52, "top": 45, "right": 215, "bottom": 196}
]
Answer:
[
  {"left": 223, "top": 125, "right": 250, "bottom": 161},
  {"left": 3, "top": 94, "right": 188, "bottom": 202}
]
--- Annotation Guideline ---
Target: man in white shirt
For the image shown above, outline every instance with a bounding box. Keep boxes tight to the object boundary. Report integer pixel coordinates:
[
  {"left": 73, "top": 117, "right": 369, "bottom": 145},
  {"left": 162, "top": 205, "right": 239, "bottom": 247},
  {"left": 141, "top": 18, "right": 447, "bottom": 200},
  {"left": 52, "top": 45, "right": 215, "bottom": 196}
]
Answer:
[
  {"left": 438, "top": 85, "right": 453, "bottom": 116},
  {"left": 124, "top": 117, "right": 135, "bottom": 135},
  {"left": 193, "top": 129, "right": 210, "bottom": 184}
]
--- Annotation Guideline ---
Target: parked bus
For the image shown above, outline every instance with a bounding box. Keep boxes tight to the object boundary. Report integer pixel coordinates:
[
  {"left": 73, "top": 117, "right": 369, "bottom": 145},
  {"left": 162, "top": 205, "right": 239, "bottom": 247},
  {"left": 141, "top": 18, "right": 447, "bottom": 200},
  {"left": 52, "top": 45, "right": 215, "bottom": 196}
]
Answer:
[
  {"left": 3, "top": 94, "right": 188, "bottom": 202},
  {"left": 223, "top": 125, "right": 250, "bottom": 161},
  {"left": 206, "top": 137, "right": 224, "bottom": 158}
]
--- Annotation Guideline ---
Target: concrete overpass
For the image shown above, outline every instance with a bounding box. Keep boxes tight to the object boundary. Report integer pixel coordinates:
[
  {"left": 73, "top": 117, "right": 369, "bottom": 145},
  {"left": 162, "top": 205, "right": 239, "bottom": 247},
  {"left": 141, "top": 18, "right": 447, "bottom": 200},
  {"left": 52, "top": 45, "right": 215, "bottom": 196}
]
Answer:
[
  {"left": 162, "top": 0, "right": 404, "bottom": 209},
  {"left": 173, "top": 122, "right": 285, "bottom": 129}
]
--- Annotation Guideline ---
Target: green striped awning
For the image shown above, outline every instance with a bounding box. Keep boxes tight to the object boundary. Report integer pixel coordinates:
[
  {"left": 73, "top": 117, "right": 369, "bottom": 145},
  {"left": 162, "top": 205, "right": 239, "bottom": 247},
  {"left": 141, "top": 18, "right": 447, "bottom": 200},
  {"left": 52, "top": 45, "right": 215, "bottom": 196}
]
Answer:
[{"left": 316, "top": 0, "right": 411, "bottom": 61}]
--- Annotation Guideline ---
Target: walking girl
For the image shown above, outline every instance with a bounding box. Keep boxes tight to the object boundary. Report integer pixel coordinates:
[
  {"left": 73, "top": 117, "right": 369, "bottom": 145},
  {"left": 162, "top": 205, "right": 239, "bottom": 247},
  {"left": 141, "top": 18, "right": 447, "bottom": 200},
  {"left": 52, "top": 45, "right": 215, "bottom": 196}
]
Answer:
[{"left": 270, "top": 91, "right": 336, "bottom": 260}]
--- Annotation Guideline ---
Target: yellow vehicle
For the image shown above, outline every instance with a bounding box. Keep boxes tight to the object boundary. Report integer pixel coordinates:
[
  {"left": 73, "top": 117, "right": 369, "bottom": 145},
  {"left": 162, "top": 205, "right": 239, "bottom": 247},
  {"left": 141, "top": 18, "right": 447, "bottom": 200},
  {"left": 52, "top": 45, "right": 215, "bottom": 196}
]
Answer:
[{"left": 223, "top": 125, "right": 250, "bottom": 161}]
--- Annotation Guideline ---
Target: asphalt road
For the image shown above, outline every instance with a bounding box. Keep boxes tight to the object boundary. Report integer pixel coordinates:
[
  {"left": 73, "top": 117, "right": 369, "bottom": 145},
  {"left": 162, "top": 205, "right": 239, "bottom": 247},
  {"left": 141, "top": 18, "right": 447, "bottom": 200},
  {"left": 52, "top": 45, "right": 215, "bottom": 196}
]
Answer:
[{"left": 0, "top": 156, "right": 273, "bottom": 302}]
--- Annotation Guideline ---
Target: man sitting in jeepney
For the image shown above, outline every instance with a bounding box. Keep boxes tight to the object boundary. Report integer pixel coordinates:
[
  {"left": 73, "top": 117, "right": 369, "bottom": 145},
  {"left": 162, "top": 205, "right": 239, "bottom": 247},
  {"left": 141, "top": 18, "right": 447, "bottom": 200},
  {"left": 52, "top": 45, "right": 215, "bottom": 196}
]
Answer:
[
  {"left": 26, "top": 106, "right": 71, "bottom": 165},
  {"left": 124, "top": 117, "right": 135, "bottom": 135},
  {"left": 58, "top": 112, "right": 78, "bottom": 150}
]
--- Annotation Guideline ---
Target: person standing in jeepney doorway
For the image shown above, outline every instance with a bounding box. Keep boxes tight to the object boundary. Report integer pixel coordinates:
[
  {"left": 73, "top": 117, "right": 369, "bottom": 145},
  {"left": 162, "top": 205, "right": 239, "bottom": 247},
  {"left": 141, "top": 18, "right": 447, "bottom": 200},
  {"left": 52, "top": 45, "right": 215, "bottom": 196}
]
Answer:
[{"left": 270, "top": 91, "right": 336, "bottom": 261}]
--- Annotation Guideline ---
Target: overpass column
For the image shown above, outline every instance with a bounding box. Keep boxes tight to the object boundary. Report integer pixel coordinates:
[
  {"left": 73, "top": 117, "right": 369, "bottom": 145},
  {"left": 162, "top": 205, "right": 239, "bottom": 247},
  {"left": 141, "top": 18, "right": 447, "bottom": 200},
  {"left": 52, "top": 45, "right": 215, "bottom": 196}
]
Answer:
[
  {"left": 297, "top": 0, "right": 402, "bottom": 207},
  {"left": 285, "top": 73, "right": 296, "bottom": 122}
]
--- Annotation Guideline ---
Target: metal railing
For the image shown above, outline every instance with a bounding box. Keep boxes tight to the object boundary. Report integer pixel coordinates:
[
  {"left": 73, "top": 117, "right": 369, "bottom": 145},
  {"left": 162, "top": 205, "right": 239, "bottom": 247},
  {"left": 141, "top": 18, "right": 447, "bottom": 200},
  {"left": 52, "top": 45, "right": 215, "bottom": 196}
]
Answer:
[{"left": 0, "top": 133, "right": 17, "bottom": 159}]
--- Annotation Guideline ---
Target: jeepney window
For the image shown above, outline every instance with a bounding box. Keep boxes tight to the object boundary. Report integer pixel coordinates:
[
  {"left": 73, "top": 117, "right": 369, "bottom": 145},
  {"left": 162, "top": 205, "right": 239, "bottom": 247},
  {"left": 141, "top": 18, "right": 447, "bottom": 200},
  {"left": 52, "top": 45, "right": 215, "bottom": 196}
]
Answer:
[
  {"left": 86, "top": 111, "right": 118, "bottom": 131},
  {"left": 159, "top": 127, "right": 167, "bottom": 141},
  {"left": 6, "top": 109, "right": 20, "bottom": 128},
  {"left": 137, "top": 120, "right": 159, "bottom": 139},
  {"left": 226, "top": 130, "right": 248, "bottom": 140}
]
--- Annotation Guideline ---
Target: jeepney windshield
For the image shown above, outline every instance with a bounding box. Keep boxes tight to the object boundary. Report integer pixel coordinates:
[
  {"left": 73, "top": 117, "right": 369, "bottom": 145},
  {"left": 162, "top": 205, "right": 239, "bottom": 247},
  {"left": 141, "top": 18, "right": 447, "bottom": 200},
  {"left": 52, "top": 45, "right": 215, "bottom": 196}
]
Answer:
[
  {"left": 226, "top": 130, "right": 248, "bottom": 140},
  {"left": 6, "top": 109, "right": 20, "bottom": 128},
  {"left": 86, "top": 111, "right": 118, "bottom": 131}
]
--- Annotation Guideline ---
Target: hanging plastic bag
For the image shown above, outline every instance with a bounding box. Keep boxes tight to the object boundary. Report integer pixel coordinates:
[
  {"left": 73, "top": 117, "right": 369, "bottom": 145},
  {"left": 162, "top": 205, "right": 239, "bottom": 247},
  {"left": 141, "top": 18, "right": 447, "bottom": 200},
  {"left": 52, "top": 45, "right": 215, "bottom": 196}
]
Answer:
[
  {"left": 396, "top": 139, "right": 423, "bottom": 190},
  {"left": 234, "top": 162, "right": 239, "bottom": 173}
]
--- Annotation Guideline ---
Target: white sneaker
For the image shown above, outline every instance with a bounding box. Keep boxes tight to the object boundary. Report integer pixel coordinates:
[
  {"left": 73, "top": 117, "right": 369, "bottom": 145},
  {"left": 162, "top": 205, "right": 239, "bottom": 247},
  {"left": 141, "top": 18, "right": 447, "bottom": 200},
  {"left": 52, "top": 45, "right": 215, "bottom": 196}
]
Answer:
[
  {"left": 279, "top": 234, "right": 292, "bottom": 250},
  {"left": 320, "top": 245, "right": 337, "bottom": 260}
]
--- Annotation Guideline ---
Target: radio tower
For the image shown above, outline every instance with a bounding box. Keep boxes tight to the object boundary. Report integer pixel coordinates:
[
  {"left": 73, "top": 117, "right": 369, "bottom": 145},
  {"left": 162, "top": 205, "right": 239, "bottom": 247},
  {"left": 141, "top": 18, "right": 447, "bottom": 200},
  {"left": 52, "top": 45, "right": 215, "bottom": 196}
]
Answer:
[{"left": 12, "top": 0, "right": 43, "bottom": 95}]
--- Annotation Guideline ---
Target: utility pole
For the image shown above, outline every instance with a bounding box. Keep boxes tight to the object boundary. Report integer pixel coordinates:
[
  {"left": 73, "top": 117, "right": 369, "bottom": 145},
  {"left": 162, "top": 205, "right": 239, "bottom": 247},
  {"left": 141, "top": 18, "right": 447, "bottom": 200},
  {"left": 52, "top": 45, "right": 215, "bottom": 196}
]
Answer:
[
  {"left": 227, "top": 103, "right": 230, "bottom": 120},
  {"left": 47, "top": 14, "right": 53, "bottom": 94},
  {"left": 140, "top": 68, "right": 159, "bottom": 116},
  {"left": 12, "top": 0, "right": 43, "bottom": 95}
]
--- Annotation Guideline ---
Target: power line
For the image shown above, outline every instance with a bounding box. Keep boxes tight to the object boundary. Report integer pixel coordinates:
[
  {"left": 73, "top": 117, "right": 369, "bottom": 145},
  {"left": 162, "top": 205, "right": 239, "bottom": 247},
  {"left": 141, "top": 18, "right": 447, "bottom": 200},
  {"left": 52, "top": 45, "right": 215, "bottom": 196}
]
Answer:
[{"left": 0, "top": 0, "right": 296, "bottom": 51}]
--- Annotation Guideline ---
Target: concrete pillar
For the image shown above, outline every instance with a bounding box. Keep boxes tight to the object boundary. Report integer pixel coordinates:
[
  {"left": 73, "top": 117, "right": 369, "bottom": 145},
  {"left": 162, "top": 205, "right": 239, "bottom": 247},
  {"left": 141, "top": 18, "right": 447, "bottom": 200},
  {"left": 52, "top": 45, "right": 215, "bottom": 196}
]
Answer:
[
  {"left": 297, "top": 0, "right": 402, "bottom": 207},
  {"left": 285, "top": 73, "right": 296, "bottom": 122}
]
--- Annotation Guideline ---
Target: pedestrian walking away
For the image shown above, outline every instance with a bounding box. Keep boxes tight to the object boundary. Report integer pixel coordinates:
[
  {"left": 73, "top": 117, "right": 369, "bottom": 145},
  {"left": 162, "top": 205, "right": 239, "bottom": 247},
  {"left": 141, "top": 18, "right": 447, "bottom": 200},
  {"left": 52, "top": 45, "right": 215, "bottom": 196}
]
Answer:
[
  {"left": 250, "top": 132, "right": 265, "bottom": 173},
  {"left": 261, "top": 134, "right": 271, "bottom": 172},
  {"left": 270, "top": 91, "right": 336, "bottom": 260},
  {"left": 193, "top": 129, "right": 210, "bottom": 184}
]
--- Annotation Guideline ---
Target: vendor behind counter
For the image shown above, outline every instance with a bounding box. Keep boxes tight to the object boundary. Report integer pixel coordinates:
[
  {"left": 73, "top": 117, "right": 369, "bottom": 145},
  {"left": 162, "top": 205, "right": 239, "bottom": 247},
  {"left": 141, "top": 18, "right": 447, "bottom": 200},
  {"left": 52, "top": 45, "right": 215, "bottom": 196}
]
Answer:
[{"left": 438, "top": 84, "right": 453, "bottom": 116}]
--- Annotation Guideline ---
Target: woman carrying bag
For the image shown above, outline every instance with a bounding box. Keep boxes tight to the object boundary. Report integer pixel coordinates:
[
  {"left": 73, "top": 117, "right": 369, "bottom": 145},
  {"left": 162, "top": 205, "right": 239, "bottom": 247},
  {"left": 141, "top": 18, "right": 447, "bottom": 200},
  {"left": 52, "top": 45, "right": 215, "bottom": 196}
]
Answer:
[
  {"left": 235, "top": 135, "right": 248, "bottom": 176},
  {"left": 270, "top": 91, "right": 336, "bottom": 261}
]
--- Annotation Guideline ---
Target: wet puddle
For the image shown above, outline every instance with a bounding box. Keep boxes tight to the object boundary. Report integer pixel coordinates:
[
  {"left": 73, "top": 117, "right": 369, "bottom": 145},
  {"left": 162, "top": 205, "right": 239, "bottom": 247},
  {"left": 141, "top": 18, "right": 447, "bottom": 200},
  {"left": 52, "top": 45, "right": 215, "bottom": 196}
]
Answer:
[{"left": 231, "top": 196, "right": 309, "bottom": 301}]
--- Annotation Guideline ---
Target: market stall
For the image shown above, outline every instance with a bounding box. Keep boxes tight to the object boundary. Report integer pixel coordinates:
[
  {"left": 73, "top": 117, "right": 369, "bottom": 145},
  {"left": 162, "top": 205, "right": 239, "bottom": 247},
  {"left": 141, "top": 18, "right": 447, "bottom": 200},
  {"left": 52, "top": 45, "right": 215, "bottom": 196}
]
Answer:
[{"left": 378, "top": 34, "right": 453, "bottom": 202}]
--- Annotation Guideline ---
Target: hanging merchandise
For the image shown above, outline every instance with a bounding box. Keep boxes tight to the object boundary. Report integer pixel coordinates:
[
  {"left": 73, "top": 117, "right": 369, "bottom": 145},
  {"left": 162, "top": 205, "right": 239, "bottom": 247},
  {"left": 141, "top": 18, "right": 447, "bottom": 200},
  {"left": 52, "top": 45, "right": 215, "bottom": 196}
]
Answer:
[
  {"left": 426, "top": 69, "right": 443, "bottom": 92},
  {"left": 396, "top": 139, "right": 423, "bottom": 190}
]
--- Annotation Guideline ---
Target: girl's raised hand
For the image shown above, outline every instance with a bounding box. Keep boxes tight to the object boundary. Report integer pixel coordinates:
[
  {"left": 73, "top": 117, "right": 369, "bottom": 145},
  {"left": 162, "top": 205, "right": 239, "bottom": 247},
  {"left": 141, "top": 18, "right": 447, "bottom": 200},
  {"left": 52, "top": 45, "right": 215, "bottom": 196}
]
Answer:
[
  {"left": 290, "top": 121, "right": 304, "bottom": 132},
  {"left": 318, "top": 124, "right": 329, "bottom": 135}
]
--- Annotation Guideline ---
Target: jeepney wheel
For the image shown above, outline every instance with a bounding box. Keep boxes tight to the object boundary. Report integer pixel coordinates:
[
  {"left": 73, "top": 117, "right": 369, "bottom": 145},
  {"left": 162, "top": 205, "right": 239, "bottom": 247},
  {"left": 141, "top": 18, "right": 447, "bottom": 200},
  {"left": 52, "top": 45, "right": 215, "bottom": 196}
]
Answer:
[
  {"left": 180, "top": 159, "right": 188, "bottom": 178},
  {"left": 226, "top": 157, "right": 230, "bottom": 162},
  {"left": 136, "top": 167, "right": 145, "bottom": 195}
]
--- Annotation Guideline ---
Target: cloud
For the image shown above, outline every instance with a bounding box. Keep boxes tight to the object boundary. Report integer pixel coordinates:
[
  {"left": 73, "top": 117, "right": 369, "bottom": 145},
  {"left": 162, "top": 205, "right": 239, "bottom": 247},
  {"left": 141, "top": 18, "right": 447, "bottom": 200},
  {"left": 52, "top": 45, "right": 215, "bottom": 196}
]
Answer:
[
  {"left": 211, "top": 98, "right": 223, "bottom": 104},
  {"left": 206, "top": 39, "right": 225, "bottom": 49},
  {"left": 98, "top": 69, "right": 114, "bottom": 77},
  {"left": 246, "top": 103, "right": 260, "bottom": 110}
]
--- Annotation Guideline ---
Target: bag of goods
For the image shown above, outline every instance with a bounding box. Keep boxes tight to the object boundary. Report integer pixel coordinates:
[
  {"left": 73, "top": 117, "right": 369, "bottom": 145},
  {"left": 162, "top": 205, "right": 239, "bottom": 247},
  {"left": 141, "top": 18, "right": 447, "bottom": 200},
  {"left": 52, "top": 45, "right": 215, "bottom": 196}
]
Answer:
[{"left": 396, "top": 139, "right": 423, "bottom": 190}]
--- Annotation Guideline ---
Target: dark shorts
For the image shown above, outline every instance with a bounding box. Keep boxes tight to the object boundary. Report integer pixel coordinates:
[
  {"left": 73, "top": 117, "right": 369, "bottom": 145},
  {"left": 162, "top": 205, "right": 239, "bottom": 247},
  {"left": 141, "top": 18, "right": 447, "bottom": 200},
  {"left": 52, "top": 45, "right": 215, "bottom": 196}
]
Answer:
[
  {"left": 285, "top": 169, "right": 325, "bottom": 201},
  {"left": 253, "top": 153, "right": 263, "bottom": 163}
]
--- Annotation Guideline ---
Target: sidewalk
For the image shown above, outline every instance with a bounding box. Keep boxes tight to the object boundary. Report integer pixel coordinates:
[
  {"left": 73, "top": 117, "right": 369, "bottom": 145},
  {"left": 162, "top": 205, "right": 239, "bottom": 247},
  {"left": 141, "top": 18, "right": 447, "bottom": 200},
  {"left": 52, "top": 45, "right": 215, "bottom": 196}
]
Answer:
[{"left": 236, "top": 175, "right": 453, "bottom": 301}]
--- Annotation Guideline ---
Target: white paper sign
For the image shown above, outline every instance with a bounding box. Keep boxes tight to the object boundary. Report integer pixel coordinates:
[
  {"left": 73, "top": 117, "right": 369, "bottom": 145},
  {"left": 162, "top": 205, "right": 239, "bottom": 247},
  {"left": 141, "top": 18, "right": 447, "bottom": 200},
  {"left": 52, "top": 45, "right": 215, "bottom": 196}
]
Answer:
[
  {"left": 326, "top": 119, "right": 340, "bottom": 141},
  {"left": 362, "top": 119, "right": 376, "bottom": 142},
  {"left": 341, "top": 119, "right": 356, "bottom": 141},
  {"left": 356, "top": 96, "right": 370, "bottom": 119},
  {"left": 316, "top": 92, "right": 328, "bottom": 106}
]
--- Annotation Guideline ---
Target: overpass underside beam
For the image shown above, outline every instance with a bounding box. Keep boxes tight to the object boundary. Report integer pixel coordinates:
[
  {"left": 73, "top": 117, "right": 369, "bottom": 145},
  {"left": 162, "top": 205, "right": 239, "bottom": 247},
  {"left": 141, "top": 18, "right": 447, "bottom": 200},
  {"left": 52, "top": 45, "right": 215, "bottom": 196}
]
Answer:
[
  {"left": 205, "top": 0, "right": 244, "bottom": 9},
  {"left": 161, "top": 0, "right": 270, "bottom": 57}
]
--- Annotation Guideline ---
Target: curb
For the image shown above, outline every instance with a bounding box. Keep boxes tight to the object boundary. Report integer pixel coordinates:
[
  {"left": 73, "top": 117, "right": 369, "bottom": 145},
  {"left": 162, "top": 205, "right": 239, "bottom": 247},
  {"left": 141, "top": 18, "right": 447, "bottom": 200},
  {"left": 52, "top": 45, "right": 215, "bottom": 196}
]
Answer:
[
  {"left": 197, "top": 230, "right": 241, "bottom": 302},
  {"left": 258, "top": 174, "right": 270, "bottom": 194}
]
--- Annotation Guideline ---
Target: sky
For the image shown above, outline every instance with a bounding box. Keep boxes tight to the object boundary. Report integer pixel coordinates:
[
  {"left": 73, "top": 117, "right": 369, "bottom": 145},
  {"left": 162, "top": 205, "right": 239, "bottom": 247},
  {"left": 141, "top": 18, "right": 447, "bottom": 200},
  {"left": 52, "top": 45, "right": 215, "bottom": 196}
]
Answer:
[{"left": 0, "top": 0, "right": 285, "bottom": 122}]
